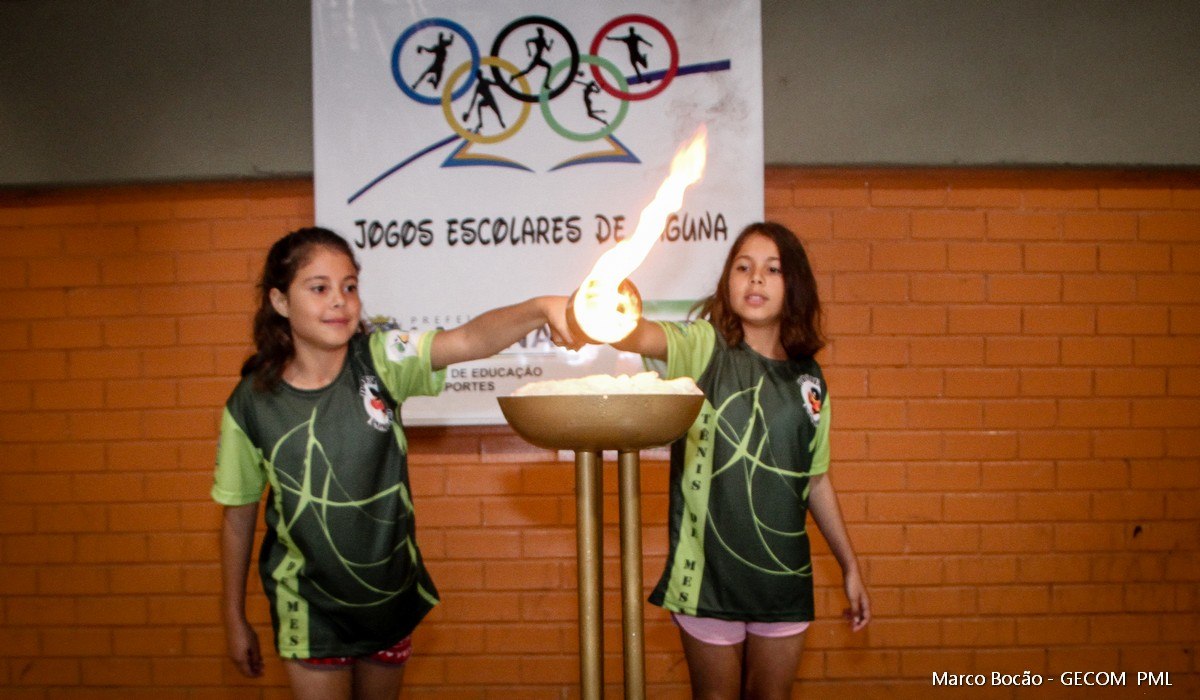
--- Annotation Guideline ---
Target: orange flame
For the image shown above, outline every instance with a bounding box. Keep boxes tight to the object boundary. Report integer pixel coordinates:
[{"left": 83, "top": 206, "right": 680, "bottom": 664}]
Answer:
[{"left": 573, "top": 126, "right": 708, "bottom": 343}]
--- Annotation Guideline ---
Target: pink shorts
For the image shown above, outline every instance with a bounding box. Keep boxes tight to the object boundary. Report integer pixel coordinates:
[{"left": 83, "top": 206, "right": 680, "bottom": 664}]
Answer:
[
  {"left": 296, "top": 636, "right": 412, "bottom": 669},
  {"left": 672, "top": 613, "right": 810, "bottom": 646}
]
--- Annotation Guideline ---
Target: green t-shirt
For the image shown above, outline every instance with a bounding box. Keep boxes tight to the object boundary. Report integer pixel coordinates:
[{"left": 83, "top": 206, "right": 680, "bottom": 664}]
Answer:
[
  {"left": 648, "top": 319, "right": 831, "bottom": 622},
  {"left": 212, "top": 329, "right": 445, "bottom": 658}
]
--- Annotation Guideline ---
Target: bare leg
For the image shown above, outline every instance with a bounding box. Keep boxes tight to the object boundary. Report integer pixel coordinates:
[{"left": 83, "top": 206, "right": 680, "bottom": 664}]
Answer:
[
  {"left": 353, "top": 661, "right": 405, "bottom": 700},
  {"left": 742, "top": 630, "right": 806, "bottom": 700},
  {"left": 284, "top": 661, "right": 353, "bottom": 700},
  {"left": 677, "top": 626, "right": 742, "bottom": 700}
]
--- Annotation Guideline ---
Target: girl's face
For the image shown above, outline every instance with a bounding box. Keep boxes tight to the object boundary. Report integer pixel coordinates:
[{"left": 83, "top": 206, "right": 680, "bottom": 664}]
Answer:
[
  {"left": 727, "top": 233, "right": 785, "bottom": 330},
  {"left": 269, "top": 246, "right": 361, "bottom": 354}
]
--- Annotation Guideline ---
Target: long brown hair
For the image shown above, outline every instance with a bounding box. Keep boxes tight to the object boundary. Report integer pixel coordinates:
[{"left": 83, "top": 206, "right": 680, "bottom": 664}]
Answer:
[
  {"left": 694, "top": 221, "right": 825, "bottom": 359},
  {"left": 241, "top": 227, "right": 362, "bottom": 391}
]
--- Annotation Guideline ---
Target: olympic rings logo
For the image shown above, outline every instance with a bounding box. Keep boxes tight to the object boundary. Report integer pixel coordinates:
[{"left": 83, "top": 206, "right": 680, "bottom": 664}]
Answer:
[{"left": 392, "top": 14, "right": 679, "bottom": 145}]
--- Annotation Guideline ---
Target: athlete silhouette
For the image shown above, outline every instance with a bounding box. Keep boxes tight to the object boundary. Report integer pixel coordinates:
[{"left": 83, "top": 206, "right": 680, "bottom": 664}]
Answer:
[
  {"left": 573, "top": 71, "right": 608, "bottom": 126},
  {"left": 509, "top": 26, "right": 555, "bottom": 89},
  {"left": 411, "top": 32, "right": 454, "bottom": 90},
  {"left": 607, "top": 26, "right": 653, "bottom": 81},
  {"left": 461, "top": 69, "right": 506, "bottom": 134}
]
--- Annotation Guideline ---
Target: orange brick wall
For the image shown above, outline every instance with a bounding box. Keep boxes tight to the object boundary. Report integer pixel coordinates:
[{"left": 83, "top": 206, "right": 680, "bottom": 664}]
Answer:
[{"left": 1, "top": 170, "right": 1197, "bottom": 698}]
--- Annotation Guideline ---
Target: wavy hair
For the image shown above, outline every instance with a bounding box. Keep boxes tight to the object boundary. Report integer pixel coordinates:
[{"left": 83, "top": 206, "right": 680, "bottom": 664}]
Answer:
[
  {"left": 694, "top": 221, "right": 825, "bottom": 359},
  {"left": 241, "top": 227, "right": 362, "bottom": 391}
]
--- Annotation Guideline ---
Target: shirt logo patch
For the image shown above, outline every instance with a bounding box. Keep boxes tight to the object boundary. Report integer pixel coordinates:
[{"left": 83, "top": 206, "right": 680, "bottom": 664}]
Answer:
[
  {"left": 384, "top": 329, "right": 413, "bottom": 363},
  {"left": 360, "top": 376, "right": 393, "bottom": 432},
  {"left": 798, "top": 375, "right": 823, "bottom": 426}
]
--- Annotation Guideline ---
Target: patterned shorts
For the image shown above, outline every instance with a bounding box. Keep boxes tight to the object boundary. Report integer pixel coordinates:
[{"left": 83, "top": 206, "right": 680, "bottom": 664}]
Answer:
[{"left": 296, "top": 635, "right": 413, "bottom": 669}]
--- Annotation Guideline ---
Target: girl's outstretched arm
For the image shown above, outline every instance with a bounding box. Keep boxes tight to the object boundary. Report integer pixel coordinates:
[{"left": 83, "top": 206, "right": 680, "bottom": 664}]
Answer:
[
  {"left": 431, "top": 296, "right": 572, "bottom": 370},
  {"left": 808, "top": 473, "right": 871, "bottom": 631},
  {"left": 611, "top": 317, "right": 667, "bottom": 360},
  {"left": 221, "top": 503, "right": 264, "bottom": 677}
]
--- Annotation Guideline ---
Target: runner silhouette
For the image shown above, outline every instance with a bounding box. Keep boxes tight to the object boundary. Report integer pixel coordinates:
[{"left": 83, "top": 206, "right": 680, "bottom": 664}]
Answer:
[
  {"left": 461, "top": 69, "right": 506, "bottom": 134},
  {"left": 509, "top": 26, "right": 555, "bottom": 89},
  {"left": 607, "top": 26, "right": 653, "bottom": 82},
  {"left": 573, "top": 70, "right": 608, "bottom": 126},
  {"left": 411, "top": 32, "right": 454, "bottom": 90}
]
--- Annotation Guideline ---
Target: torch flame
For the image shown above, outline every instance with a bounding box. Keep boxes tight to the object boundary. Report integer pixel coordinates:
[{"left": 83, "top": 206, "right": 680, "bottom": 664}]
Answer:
[{"left": 573, "top": 126, "right": 708, "bottom": 343}]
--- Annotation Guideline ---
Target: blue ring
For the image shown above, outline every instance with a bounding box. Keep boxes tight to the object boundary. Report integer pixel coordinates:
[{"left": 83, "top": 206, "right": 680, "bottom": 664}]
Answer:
[{"left": 392, "top": 18, "right": 479, "bottom": 105}]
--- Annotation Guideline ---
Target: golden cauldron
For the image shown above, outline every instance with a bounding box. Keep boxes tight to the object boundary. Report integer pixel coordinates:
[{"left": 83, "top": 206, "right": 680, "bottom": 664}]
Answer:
[{"left": 498, "top": 393, "right": 704, "bottom": 700}]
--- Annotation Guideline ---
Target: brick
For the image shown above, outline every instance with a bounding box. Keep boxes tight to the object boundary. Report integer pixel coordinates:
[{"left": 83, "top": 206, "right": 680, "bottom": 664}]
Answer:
[
  {"left": 137, "top": 221, "right": 211, "bottom": 251},
  {"left": 30, "top": 319, "right": 105, "bottom": 348},
  {"left": 945, "top": 431, "right": 1020, "bottom": 460},
  {"left": 1058, "top": 398, "right": 1131, "bottom": 428},
  {"left": 905, "top": 524, "right": 979, "bottom": 553},
  {"left": 947, "top": 242, "right": 1022, "bottom": 271},
  {"left": 904, "top": 463, "right": 979, "bottom": 492},
  {"left": 1098, "top": 243, "right": 1171, "bottom": 271},
  {"left": 176, "top": 251, "right": 257, "bottom": 283},
  {"left": 833, "top": 337, "right": 909, "bottom": 366},
  {"left": 0, "top": 225, "right": 65, "bottom": 257},
  {"left": 870, "top": 183, "right": 947, "bottom": 208},
  {"left": 34, "top": 379, "right": 104, "bottom": 410},
  {"left": 1019, "top": 368, "right": 1092, "bottom": 396},
  {"left": 984, "top": 337, "right": 1059, "bottom": 366},
  {"left": 941, "top": 555, "right": 1017, "bottom": 584},
  {"left": 101, "top": 255, "right": 176, "bottom": 286},
  {"left": 66, "top": 287, "right": 141, "bottom": 318},
  {"left": 833, "top": 210, "right": 908, "bottom": 240},
  {"left": 177, "top": 314, "right": 248, "bottom": 345},
  {"left": 34, "top": 503, "right": 108, "bottom": 532},
  {"left": 1100, "top": 188, "right": 1173, "bottom": 209},
  {"left": 1063, "top": 212, "right": 1138, "bottom": 240},
  {"left": 69, "top": 409, "right": 142, "bottom": 440},
  {"left": 1136, "top": 276, "right": 1200, "bottom": 305},
  {"left": 910, "top": 274, "right": 986, "bottom": 304},
  {"left": 1014, "top": 615, "right": 1090, "bottom": 644},
  {"left": 0, "top": 289, "right": 68, "bottom": 318},
  {"left": 768, "top": 209, "right": 834, "bottom": 241},
  {"left": 948, "top": 187, "right": 1023, "bottom": 209},
  {"left": 794, "top": 183, "right": 870, "bottom": 208},
  {"left": 1023, "top": 188, "right": 1097, "bottom": 209},
  {"left": 947, "top": 306, "right": 1020, "bottom": 334},
  {"left": 987, "top": 212, "right": 1060, "bottom": 240},
  {"left": 63, "top": 225, "right": 140, "bottom": 255},
  {"left": 977, "top": 585, "right": 1050, "bottom": 614},
  {"left": 1139, "top": 211, "right": 1200, "bottom": 240},
  {"left": 944, "top": 369, "right": 1019, "bottom": 397},
  {"left": 979, "top": 523, "right": 1053, "bottom": 552},
  {"left": 911, "top": 210, "right": 985, "bottom": 239},
  {"left": 987, "top": 274, "right": 1061, "bottom": 303},
  {"left": 943, "top": 494, "right": 1018, "bottom": 522},
  {"left": 871, "top": 306, "right": 946, "bottom": 335},
  {"left": 865, "top": 493, "right": 942, "bottom": 522},
  {"left": 983, "top": 400, "right": 1056, "bottom": 429},
  {"left": 1024, "top": 243, "right": 1097, "bottom": 272},
  {"left": 907, "top": 401, "right": 982, "bottom": 429},
  {"left": 1012, "top": 557, "right": 1099, "bottom": 583},
  {"left": 1061, "top": 337, "right": 1132, "bottom": 366},
  {"left": 1016, "top": 493, "right": 1090, "bottom": 521},
  {"left": 141, "top": 286, "right": 214, "bottom": 315},
  {"left": 1099, "top": 427, "right": 1161, "bottom": 461},
  {"left": 27, "top": 257, "right": 101, "bottom": 288},
  {"left": 866, "top": 431, "right": 943, "bottom": 461},
  {"left": 1097, "top": 306, "right": 1169, "bottom": 335},
  {"left": 871, "top": 242, "right": 947, "bottom": 271},
  {"left": 1064, "top": 273, "right": 1136, "bottom": 302},
  {"left": 832, "top": 273, "right": 908, "bottom": 302}
]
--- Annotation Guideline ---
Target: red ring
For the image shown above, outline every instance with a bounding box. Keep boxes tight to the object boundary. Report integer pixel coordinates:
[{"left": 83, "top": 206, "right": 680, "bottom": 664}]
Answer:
[{"left": 588, "top": 14, "right": 678, "bottom": 101}]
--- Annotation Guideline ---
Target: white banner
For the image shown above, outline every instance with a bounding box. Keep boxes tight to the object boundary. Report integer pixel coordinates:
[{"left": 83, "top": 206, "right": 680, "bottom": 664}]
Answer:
[{"left": 313, "top": 0, "right": 763, "bottom": 424}]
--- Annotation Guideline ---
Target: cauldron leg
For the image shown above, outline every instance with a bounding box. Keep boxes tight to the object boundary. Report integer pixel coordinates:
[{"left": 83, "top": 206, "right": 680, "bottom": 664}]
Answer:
[
  {"left": 618, "top": 449, "right": 646, "bottom": 699},
  {"left": 575, "top": 449, "right": 604, "bottom": 700}
]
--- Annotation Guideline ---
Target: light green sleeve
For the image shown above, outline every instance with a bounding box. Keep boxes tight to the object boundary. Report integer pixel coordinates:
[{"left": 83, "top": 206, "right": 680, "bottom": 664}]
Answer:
[
  {"left": 809, "top": 394, "right": 831, "bottom": 476},
  {"left": 655, "top": 319, "right": 716, "bottom": 381},
  {"left": 211, "top": 408, "right": 266, "bottom": 505},
  {"left": 369, "top": 328, "right": 448, "bottom": 402}
]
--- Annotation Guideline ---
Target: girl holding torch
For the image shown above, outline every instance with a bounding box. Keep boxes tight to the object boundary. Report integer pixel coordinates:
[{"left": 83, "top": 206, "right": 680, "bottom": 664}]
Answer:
[
  {"left": 557, "top": 221, "right": 870, "bottom": 698},
  {"left": 213, "top": 227, "right": 570, "bottom": 700}
]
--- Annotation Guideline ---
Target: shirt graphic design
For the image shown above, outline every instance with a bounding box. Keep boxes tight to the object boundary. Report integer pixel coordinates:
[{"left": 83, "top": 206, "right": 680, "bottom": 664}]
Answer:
[
  {"left": 649, "top": 320, "right": 831, "bottom": 622},
  {"left": 212, "top": 331, "right": 445, "bottom": 658}
]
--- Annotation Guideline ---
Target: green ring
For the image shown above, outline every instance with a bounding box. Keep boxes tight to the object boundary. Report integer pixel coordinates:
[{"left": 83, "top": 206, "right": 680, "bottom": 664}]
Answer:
[{"left": 539, "top": 54, "right": 629, "bottom": 142}]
